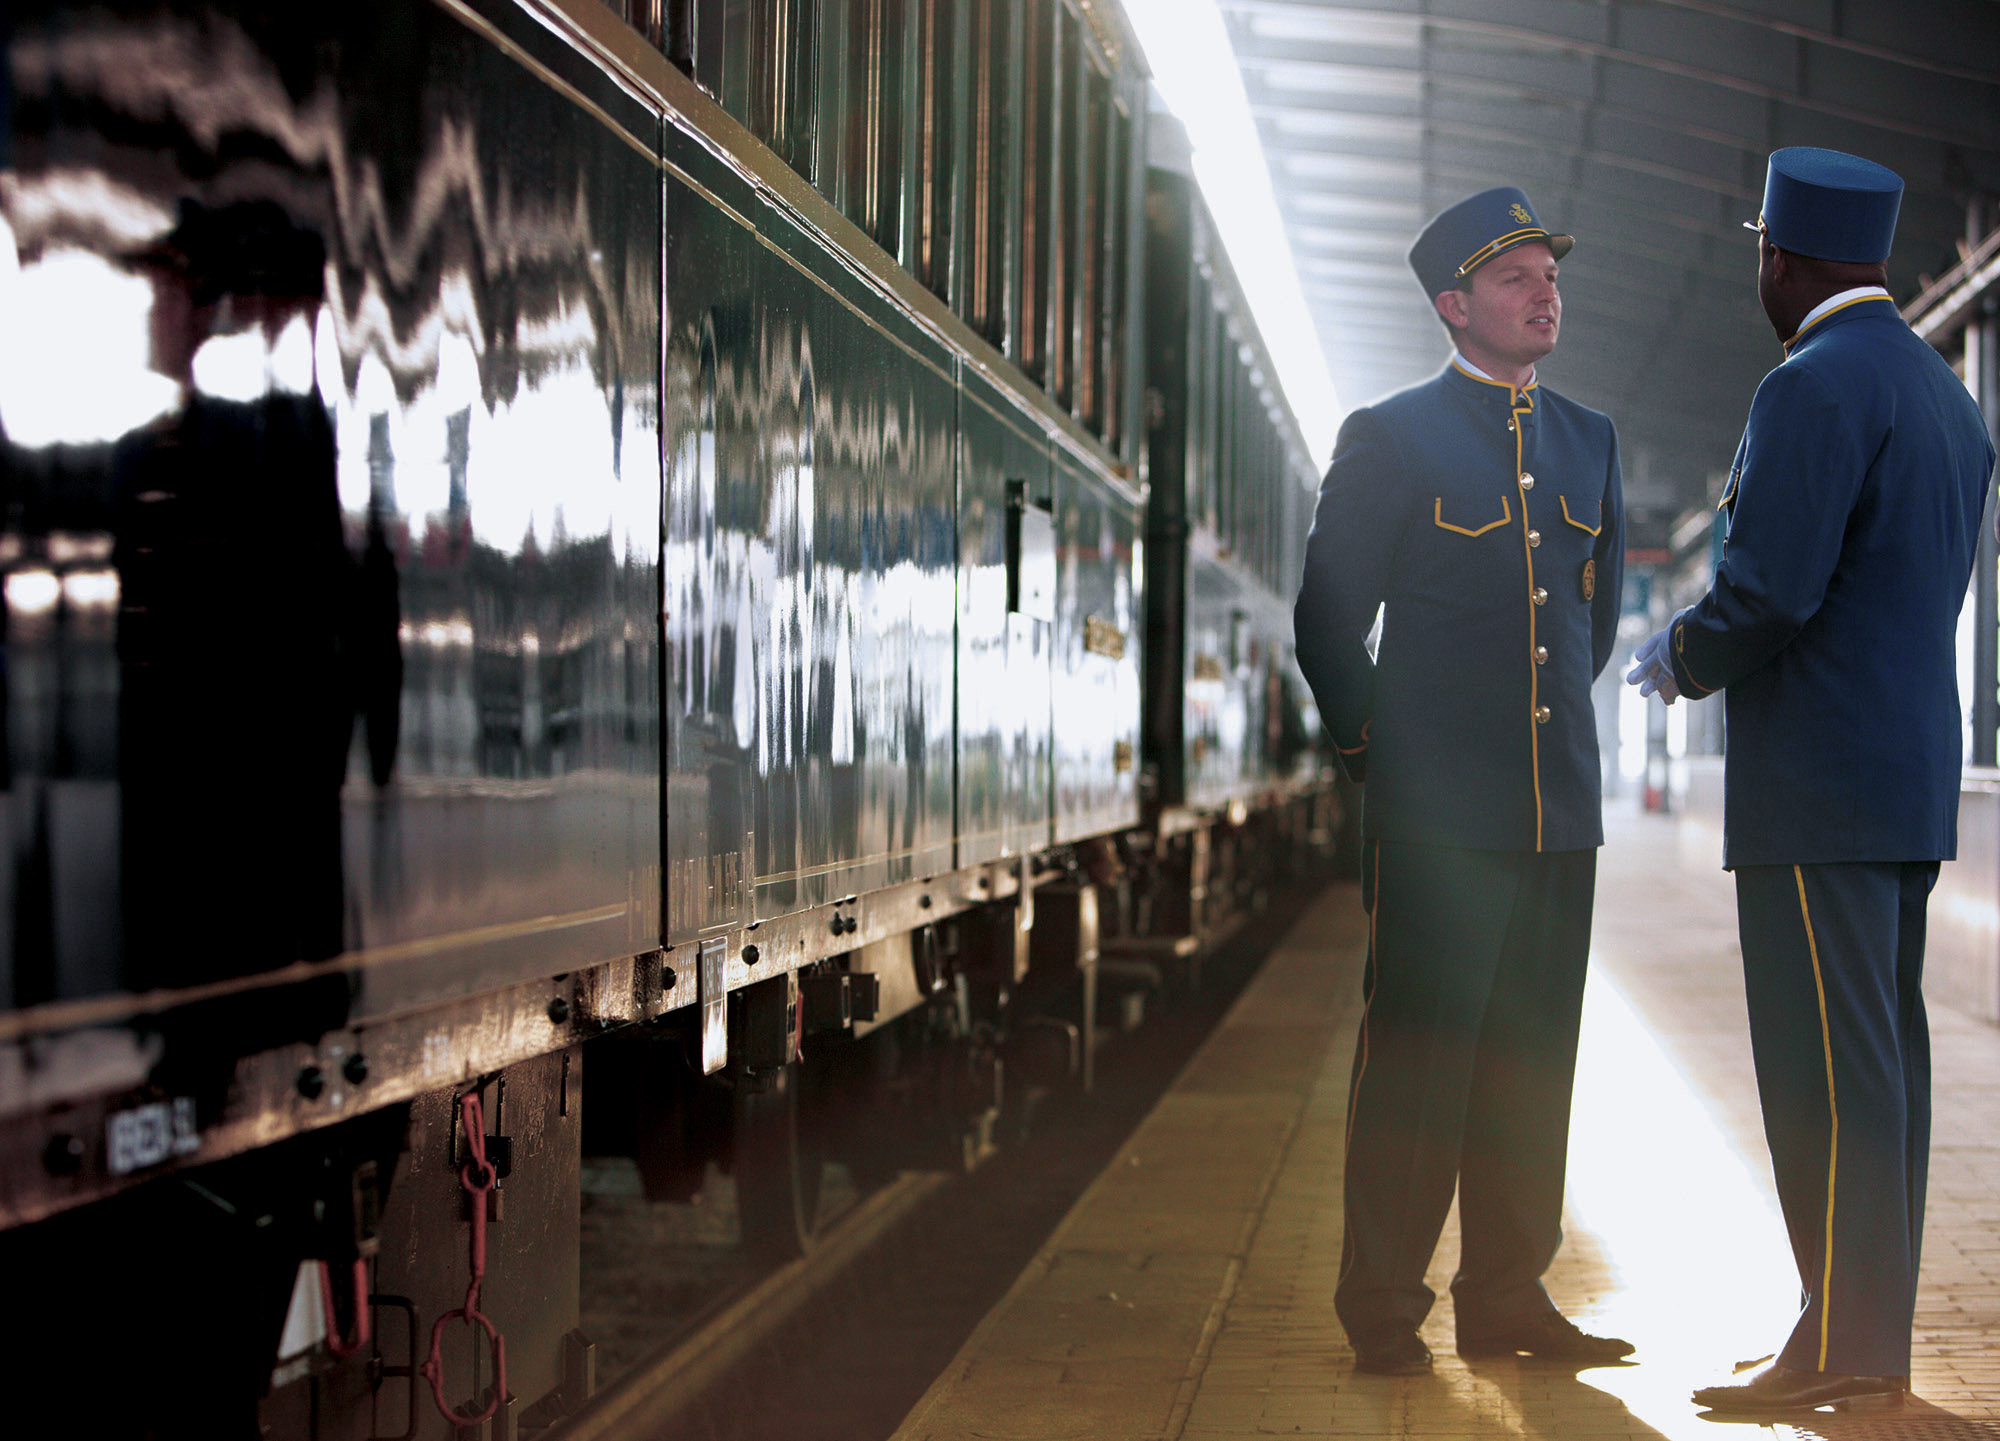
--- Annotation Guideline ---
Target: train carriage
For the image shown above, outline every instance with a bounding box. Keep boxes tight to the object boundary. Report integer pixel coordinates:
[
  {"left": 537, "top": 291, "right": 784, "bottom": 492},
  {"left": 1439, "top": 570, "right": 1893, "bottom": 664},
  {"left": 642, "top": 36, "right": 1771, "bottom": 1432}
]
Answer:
[{"left": 0, "top": 0, "right": 1333, "bottom": 1431}]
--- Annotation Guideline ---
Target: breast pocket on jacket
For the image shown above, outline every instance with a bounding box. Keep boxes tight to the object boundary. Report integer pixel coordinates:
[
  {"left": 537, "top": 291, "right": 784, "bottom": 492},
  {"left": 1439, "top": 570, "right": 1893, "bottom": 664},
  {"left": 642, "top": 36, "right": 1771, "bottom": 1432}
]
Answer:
[
  {"left": 1557, "top": 495, "right": 1602, "bottom": 537},
  {"left": 1433, "top": 495, "right": 1512, "bottom": 537}
]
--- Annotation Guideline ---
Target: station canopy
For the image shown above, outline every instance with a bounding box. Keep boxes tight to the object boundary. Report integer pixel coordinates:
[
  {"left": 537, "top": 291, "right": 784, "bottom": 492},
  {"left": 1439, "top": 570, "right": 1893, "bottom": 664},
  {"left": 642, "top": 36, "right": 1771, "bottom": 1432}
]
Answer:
[{"left": 1218, "top": 0, "right": 2000, "bottom": 549}]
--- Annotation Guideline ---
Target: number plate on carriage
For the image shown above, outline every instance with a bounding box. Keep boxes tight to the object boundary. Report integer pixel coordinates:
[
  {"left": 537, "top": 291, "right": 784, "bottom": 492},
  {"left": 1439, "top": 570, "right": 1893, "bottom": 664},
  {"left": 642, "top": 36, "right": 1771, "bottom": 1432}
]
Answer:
[{"left": 105, "top": 1097, "right": 201, "bottom": 1175}]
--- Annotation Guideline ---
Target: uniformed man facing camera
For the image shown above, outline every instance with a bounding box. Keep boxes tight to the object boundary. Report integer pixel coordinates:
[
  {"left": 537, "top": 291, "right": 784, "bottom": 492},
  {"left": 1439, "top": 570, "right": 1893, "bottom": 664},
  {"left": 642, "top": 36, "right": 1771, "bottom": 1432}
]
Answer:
[
  {"left": 1293, "top": 189, "right": 1628, "bottom": 1375},
  {"left": 1629, "top": 149, "right": 1994, "bottom": 1415}
]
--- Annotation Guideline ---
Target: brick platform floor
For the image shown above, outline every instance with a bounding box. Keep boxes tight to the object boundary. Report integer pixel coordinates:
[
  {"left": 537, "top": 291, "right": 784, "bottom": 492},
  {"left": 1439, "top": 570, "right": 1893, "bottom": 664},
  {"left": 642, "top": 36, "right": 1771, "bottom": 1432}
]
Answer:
[{"left": 889, "top": 801, "right": 2000, "bottom": 1440}]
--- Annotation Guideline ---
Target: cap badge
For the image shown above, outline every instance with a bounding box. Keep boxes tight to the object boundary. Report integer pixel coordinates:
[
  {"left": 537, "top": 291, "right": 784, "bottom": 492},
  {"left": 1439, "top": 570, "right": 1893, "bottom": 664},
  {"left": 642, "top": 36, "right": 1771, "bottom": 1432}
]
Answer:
[
  {"left": 1510, "top": 203, "right": 1532, "bottom": 224},
  {"left": 1581, "top": 559, "right": 1596, "bottom": 603}
]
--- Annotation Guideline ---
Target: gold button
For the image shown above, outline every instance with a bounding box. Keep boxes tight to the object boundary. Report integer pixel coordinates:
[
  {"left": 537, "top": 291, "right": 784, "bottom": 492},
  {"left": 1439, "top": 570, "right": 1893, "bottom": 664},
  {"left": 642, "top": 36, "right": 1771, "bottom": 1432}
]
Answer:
[
  {"left": 1519, "top": 473, "right": 1535, "bottom": 490},
  {"left": 1535, "top": 705, "right": 1551, "bottom": 724},
  {"left": 1535, "top": 645, "right": 1548, "bottom": 664},
  {"left": 1532, "top": 587, "right": 1548, "bottom": 605},
  {"left": 1528, "top": 529, "right": 1541, "bottom": 547}
]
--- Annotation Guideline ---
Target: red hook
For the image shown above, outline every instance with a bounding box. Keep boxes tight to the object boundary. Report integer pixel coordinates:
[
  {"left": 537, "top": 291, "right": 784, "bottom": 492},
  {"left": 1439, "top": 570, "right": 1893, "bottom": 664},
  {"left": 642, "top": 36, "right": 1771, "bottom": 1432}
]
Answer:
[
  {"left": 316, "top": 1256, "right": 372, "bottom": 1359},
  {"left": 417, "top": 1088, "right": 509, "bottom": 1426}
]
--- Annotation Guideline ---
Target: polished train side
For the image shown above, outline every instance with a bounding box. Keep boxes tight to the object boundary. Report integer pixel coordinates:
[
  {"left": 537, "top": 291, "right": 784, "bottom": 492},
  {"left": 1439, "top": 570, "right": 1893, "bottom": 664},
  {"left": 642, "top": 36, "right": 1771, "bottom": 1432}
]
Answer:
[
  {"left": 1143, "top": 126, "right": 1320, "bottom": 819},
  {"left": 0, "top": 0, "right": 1332, "bottom": 1431}
]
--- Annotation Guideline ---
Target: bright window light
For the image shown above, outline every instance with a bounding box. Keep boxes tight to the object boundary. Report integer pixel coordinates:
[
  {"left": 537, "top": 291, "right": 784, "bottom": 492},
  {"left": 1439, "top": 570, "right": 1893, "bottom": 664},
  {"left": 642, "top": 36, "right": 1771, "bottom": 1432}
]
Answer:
[
  {"left": 191, "top": 329, "right": 271, "bottom": 403},
  {"left": 271, "top": 313, "right": 317, "bottom": 396},
  {"left": 0, "top": 230, "right": 181, "bottom": 447},
  {"left": 1126, "top": 0, "right": 1343, "bottom": 469},
  {"left": 4, "top": 569, "right": 61, "bottom": 615}
]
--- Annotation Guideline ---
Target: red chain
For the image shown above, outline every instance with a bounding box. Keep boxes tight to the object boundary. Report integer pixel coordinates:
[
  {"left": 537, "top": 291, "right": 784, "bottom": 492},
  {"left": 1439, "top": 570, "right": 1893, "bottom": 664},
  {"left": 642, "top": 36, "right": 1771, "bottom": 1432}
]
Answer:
[
  {"left": 317, "top": 1257, "right": 372, "bottom": 1359},
  {"left": 418, "top": 1088, "right": 509, "bottom": 1426}
]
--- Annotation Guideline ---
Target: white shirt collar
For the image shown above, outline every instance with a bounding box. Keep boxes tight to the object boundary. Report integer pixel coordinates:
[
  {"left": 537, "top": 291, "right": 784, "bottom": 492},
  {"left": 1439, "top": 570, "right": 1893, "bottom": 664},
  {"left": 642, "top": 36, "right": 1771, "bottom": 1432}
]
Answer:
[
  {"left": 1451, "top": 354, "right": 1536, "bottom": 388},
  {"left": 1794, "top": 285, "right": 1892, "bottom": 336}
]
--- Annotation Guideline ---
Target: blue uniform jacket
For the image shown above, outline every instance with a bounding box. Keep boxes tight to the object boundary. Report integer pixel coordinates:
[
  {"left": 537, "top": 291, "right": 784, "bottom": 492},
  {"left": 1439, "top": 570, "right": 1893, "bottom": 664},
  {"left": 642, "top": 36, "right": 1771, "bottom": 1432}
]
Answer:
[
  {"left": 1294, "top": 361, "right": 1625, "bottom": 852},
  {"left": 1669, "top": 296, "right": 1995, "bottom": 867}
]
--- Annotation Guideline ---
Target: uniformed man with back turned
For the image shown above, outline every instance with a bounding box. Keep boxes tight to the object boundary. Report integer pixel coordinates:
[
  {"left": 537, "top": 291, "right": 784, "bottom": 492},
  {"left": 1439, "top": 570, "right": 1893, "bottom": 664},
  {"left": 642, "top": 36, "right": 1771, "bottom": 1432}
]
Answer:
[
  {"left": 1293, "top": 188, "right": 1629, "bottom": 1376},
  {"left": 1628, "top": 147, "right": 1995, "bottom": 1416}
]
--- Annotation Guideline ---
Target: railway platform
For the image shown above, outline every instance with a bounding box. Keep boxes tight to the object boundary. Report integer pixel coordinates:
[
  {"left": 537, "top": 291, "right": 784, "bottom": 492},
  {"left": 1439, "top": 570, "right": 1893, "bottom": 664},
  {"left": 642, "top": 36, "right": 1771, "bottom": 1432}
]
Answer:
[{"left": 888, "top": 800, "right": 2000, "bottom": 1441}]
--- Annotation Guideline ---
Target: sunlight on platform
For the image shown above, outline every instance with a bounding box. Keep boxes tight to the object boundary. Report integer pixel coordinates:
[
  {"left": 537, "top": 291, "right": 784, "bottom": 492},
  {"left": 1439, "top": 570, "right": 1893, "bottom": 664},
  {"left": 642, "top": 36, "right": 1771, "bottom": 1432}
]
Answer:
[{"left": 1565, "top": 967, "right": 1804, "bottom": 1438}]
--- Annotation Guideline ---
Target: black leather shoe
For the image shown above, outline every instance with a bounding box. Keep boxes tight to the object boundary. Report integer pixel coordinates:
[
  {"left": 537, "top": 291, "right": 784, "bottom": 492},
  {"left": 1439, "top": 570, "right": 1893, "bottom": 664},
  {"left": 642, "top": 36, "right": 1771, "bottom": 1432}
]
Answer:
[
  {"left": 1457, "top": 1312, "right": 1634, "bottom": 1362},
  {"left": 1353, "top": 1332, "right": 1433, "bottom": 1376},
  {"left": 1692, "top": 1361, "right": 1906, "bottom": 1414}
]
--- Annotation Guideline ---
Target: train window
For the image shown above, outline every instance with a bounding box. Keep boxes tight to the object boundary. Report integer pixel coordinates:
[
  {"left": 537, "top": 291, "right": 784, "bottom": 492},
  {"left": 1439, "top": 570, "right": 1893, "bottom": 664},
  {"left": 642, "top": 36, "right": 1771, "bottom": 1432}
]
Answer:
[
  {"left": 748, "top": 0, "right": 820, "bottom": 177},
  {"left": 659, "top": 0, "right": 723, "bottom": 86},
  {"left": 1046, "top": 3, "right": 1078, "bottom": 410},
  {"left": 1212, "top": 343, "right": 1229, "bottom": 544},
  {"left": 717, "top": 1, "right": 753, "bottom": 119},
  {"left": 1073, "top": 53, "right": 1108, "bottom": 433},
  {"left": 1243, "top": 374, "right": 1259, "bottom": 572},
  {"left": 962, "top": 0, "right": 1014, "bottom": 348},
  {"left": 913, "top": 0, "right": 958, "bottom": 304},
  {"left": 796, "top": 0, "right": 823, "bottom": 180},
  {"left": 1014, "top": 0, "right": 1055, "bottom": 382},
  {"left": 1227, "top": 361, "right": 1243, "bottom": 554},
  {"left": 1232, "top": 382, "right": 1249, "bottom": 566},
  {"left": 678, "top": 0, "right": 810, "bottom": 153},
  {"left": 1233, "top": 360, "right": 1250, "bottom": 555},
  {"left": 811, "top": 0, "right": 851, "bottom": 214},
  {"left": 1251, "top": 413, "right": 1267, "bottom": 584},
  {"left": 834, "top": 0, "right": 879, "bottom": 242},
  {"left": 878, "top": 0, "right": 911, "bottom": 260},
  {"left": 1218, "top": 357, "right": 1234, "bottom": 546},
  {"left": 1070, "top": 58, "right": 1098, "bottom": 428},
  {"left": 1187, "top": 271, "right": 1211, "bottom": 524},
  {"left": 1250, "top": 390, "right": 1263, "bottom": 575},
  {"left": 1101, "top": 98, "right": 1130, "bottom": 456},
  {"left": 1248, "top": 394, "right": 1264, "bottom": 584},
  {"left": 662, "top": 0, "right": 695, "bottom": 72},
  {"left": 623, "top": 0, "right": 667, "bottom": 54},
  {"left": 1200, "top": 302, "right": 1216, "bottom": 528},
  {"left": 1221, "top": 335, "right": 1240, "bottom": 548},
  {"left": 843, "top": 0, "right": 879, "bottom": 241},
  {"left": 1263, "top": 427, "right": 1277, "bottom": 585},
  {"left": 1266, "top": 419, "right": 1283, "bottom": 585}
]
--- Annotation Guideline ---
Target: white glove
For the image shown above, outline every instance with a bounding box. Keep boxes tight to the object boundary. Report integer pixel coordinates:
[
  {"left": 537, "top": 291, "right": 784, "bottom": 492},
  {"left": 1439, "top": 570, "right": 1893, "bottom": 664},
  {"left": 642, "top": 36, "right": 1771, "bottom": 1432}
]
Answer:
[{"left": 1625, "top": 626, "right": 1681, "bottom": 704}]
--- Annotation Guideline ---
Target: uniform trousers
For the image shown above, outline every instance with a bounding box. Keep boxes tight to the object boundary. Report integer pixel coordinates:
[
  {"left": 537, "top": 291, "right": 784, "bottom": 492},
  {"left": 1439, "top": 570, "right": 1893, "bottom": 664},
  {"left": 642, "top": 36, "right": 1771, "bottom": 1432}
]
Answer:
[
  {"left": 1735, "top": 861, "right": 1936, "bottom": 1378},
  {"left": 1334, "top": 840, "right": 1596, "bottom": 1345}
]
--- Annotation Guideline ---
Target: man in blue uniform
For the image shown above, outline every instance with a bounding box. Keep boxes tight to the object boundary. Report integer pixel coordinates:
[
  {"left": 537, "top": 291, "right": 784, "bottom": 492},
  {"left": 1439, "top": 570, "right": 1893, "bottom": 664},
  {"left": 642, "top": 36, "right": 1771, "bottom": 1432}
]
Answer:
[
  {"left": 1629, "top": 148, "right": 1994, "bottom": 1414},
  {"left": 1294, "top": 188, "right": 1628, "bottom": 1375}
]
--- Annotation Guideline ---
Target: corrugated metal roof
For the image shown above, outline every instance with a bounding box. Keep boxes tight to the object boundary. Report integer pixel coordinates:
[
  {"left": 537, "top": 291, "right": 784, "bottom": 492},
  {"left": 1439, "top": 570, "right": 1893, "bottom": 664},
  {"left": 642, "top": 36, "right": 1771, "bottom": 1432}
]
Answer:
[{"left": 1221, "top": 0, "right": 2000, "bottom": 546}]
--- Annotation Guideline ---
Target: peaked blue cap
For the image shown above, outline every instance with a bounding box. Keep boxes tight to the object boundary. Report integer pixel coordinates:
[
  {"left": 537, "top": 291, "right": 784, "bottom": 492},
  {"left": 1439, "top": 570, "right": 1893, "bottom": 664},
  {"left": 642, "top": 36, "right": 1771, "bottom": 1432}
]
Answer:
[
  {"left": 1408, "top": 187, "right": 1572, "bottom": 300},
  {"left": 1749, "top": 147, "right": 1903, "bottom": 264}
]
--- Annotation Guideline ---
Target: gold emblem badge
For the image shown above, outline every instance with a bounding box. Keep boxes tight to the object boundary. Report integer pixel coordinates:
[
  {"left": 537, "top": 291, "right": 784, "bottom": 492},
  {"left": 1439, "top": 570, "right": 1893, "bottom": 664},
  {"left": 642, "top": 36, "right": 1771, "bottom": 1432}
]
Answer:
[
  {"left": 1510, "top": 203, "right": 1532, "bottom": 224},
  {"left": 1581, "top": 559, "right": 1596, "bottom": 602}
]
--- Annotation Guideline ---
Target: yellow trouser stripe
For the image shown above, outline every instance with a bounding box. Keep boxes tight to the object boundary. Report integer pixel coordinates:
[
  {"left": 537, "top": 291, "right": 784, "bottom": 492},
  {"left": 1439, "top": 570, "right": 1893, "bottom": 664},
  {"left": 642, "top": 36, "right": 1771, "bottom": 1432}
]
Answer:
[
  {"left": 1793, "top": 865, "right": 1840, "bottom": 1369},
  {"left": 1346, "top": 840, "right": 1380, "bottom": 1152},
  {"left": 1337, "top": 841, "right": 1382, "bottom": 1290}
]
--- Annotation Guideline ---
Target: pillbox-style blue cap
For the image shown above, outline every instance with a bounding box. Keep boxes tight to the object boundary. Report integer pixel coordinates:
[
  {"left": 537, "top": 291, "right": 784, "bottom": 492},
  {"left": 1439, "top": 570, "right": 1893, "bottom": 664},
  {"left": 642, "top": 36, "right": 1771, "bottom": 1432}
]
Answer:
[
  {"left": 1408, "top": 187, "right": 1572, "bottom": 300},
  {"left": 1748, "top": 147, "right": 1903, "bottom": 264}
]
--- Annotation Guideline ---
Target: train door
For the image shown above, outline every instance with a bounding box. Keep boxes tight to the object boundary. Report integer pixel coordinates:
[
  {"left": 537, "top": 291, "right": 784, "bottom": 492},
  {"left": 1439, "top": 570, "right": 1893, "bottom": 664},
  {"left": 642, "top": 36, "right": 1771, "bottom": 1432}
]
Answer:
[
  {"left": 1051, "top": 442, "right": 1142, "bottom": 844},
  {"left": 957, "top": 370, "right": 1055, "bottom": 865}
]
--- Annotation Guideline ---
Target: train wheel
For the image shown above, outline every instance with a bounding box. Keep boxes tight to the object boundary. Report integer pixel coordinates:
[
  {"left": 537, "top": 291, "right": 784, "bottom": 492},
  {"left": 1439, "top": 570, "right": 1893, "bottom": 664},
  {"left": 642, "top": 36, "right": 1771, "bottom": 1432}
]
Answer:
[{"left": 732, "top": 1063, "right": 827, "bottom": 1260}]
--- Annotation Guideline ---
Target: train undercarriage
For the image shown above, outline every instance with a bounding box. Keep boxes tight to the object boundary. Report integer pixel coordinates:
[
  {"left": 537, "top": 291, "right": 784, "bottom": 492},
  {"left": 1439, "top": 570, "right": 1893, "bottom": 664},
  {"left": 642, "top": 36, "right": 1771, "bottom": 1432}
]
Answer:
[{"left": 0, "top": 790, "right": 1335, "bottom": 1438}]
